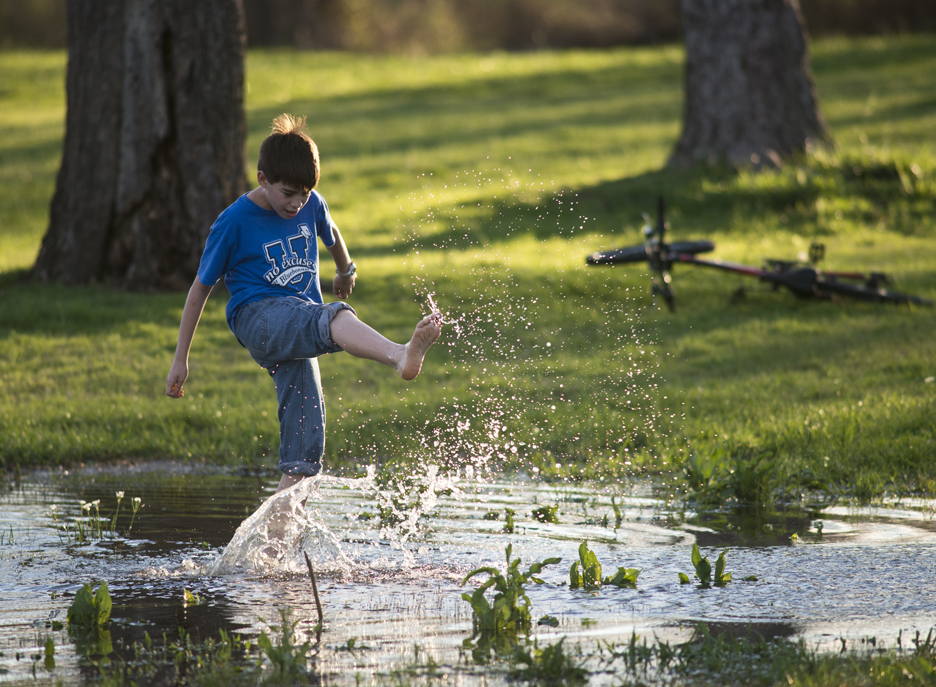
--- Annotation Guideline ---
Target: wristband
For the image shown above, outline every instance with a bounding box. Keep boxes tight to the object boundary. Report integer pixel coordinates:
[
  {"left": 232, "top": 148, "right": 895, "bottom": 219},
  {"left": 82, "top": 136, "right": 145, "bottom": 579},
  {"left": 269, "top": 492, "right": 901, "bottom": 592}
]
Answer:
[{"left": 336, "top": 261, "right": 356, "bottom": 277}]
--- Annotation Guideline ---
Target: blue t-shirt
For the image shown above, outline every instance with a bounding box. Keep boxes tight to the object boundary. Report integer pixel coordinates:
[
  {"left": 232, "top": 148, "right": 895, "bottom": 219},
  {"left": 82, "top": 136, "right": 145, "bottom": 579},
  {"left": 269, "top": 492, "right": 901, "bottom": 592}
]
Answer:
[{"left": 197, "top": 192, "right": 338, "bottom": 332}]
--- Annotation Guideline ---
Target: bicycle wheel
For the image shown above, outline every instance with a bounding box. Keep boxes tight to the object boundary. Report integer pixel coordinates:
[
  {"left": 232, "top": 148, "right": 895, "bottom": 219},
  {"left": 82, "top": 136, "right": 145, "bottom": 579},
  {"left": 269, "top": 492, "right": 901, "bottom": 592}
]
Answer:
[
  {"left": 817, "top": 279, "right": 933, "bottom": 306},
  {"left": 586, "top": 240, "right": 714, "bottom": 266}
]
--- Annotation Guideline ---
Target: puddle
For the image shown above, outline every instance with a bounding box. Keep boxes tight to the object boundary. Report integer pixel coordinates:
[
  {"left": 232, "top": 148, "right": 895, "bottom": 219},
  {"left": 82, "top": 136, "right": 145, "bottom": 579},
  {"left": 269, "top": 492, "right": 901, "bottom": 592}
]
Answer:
[{"left": 2, "top": 462, "right": 936, "bottom": 684}]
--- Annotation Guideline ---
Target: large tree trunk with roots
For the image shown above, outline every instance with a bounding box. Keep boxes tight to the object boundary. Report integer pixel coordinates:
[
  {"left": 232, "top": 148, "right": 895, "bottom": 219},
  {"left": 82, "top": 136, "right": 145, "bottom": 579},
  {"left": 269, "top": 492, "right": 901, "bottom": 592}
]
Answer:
[
  {"left": 668, "top": 0, "right": 829, "bottom": 169},
  {"left": 33, "top": 0, "right": 248, "bottom": 290}
]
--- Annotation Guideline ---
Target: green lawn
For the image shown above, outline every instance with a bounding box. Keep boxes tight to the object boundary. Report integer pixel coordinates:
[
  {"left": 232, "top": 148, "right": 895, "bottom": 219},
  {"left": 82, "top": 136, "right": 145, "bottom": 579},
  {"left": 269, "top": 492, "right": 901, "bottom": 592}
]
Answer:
[{"left": 1, "top": 37, "right": 935, "bottom": 502}]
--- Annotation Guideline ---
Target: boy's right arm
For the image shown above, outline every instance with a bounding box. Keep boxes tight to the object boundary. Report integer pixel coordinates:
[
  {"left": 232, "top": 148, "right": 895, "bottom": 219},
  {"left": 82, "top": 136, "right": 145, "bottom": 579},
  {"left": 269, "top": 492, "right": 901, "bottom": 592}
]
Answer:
[{"left": 166, "top": 278, "right": 214, "bottom": 398}]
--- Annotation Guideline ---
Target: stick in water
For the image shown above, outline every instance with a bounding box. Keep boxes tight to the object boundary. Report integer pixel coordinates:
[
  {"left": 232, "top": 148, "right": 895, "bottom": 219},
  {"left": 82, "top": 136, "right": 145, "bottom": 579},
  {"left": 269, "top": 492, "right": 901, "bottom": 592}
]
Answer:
[{"left": 303, "top": 551, "right": 324, "bottom": 626}]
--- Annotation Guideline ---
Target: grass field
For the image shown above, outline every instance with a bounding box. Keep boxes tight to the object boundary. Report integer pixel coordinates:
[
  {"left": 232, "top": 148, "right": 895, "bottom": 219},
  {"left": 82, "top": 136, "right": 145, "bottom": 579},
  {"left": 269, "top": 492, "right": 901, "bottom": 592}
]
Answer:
[{"left": 1, "top": 36, "right": 935, "bottom": 502}]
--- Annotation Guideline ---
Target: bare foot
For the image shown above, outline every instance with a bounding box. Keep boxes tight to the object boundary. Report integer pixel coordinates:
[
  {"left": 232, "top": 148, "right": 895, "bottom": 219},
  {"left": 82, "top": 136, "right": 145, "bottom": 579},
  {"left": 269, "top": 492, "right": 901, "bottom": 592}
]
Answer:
[{"left": 397, "top": 313, "right": 442, "bottom": 380}]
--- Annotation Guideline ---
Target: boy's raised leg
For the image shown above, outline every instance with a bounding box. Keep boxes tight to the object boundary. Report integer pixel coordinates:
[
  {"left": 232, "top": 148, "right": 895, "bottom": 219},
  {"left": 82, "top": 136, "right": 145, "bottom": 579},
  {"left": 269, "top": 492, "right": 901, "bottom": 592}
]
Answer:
[{"left": 330, "top": 310, "right": 441, "bottom": 380}]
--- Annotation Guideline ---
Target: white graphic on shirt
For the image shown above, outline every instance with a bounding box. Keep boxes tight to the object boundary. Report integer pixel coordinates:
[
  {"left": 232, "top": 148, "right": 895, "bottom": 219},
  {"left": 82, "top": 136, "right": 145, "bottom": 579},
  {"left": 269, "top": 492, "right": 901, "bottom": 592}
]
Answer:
[{"left": 262, "top": 224, "right": 318, "bottom": 295}]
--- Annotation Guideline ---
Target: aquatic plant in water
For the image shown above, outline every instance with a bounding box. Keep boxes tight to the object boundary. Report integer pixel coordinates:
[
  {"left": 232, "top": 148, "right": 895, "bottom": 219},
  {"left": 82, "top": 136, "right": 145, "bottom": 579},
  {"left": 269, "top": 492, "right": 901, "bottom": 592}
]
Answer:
[
  {"left": 503, "top": 507, "right": 516, "bottom": 533},
  {"left": 605, "top": 565, "right": 641, "bottom": 589},
  {"left": 258, "top": 607, "right": 315, "bottom": 681},
  {"left": 67, "top": 581, "right": 111, "bottom": 627},
  {"left": 98, "top": 627, "right": 258, "bottom": 686},
  {"left": 461, "top": 544, "right": 561, "bottom": 660},
  {"left": 610, "top": 496, "right": 624, "bottom": 528},
  {"left": 569, "top": 540, "right": 602, "bottom": 590},
  {"left": 53, "top": 492, "right": 144, "bottom": 543},
  {"left": 682, "top": 442, "right": 786, "bottom": 508},
  {"left": 679, "top": 544, "right": 731, "bottom": 588},
  {"left": 127, "top": 495, "right": 143, "bottom": 533},
  {"left": 601, "top": 623, "right": 936, "bottom": 687},
  {"left": 67, "top": 581, "right": 113, "bottom": 658},
  {"left": 570, "top": 541, "right": 640, "bottom": 590},
  {"left": 530, "top": 504, "right": 560, "bottom": 524}
]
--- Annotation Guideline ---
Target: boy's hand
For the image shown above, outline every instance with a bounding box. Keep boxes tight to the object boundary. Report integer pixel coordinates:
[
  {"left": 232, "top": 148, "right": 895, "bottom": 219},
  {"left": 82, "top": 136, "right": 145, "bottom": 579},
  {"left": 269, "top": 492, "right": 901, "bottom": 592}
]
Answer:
[
  {"left": 333, "top": 273, "right": 356, "bottom": 299},
  {"left": 166, "top": 361, "right": 189, "bottom": 398}
]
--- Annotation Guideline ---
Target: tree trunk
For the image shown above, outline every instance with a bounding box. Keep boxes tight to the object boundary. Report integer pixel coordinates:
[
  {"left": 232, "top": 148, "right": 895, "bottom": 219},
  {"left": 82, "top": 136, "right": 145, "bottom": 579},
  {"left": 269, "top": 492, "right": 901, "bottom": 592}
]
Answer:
[
  {"left": 668, "top": 0, "right": 829, "bottom": 169},
  {"left": 33, "top": 0, "right": 248, "bottom": 290}
]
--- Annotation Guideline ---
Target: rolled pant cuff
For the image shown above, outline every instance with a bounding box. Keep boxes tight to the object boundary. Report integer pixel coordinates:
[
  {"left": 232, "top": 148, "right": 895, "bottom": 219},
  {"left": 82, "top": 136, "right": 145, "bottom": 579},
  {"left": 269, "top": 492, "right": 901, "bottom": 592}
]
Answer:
[{"left": 278, "top": 460, "right": 323, "bottom": 477}]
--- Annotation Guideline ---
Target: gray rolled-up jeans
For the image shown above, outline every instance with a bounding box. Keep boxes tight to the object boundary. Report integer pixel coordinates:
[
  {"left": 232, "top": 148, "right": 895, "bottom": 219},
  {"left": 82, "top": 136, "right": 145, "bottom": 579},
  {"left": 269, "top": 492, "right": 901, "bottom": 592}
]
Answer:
[{"left": 234, "top": 296, "right": 355, "bottom": 477}]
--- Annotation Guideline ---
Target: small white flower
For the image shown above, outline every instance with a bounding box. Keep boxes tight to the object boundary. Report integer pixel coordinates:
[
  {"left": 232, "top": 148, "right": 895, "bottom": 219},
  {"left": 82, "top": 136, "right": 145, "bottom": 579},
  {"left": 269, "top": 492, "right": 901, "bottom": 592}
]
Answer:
[
  {"left": 116, "top": 491, "right": 125, "bottom": 499},
  {"left": 91, "top": 500, "right": 101, "bottom": 508}
]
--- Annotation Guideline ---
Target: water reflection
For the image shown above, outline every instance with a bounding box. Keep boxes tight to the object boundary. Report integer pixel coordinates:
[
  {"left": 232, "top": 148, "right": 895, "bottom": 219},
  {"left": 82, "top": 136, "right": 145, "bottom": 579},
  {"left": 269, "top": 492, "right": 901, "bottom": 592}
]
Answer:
[{"left": 686, "top": 505, "right": 820, "bottom": 547}]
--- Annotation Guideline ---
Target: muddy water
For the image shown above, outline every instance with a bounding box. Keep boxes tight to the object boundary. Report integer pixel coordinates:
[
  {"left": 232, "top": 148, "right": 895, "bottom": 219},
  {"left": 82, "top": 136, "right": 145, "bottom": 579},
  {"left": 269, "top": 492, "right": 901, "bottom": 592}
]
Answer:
[{"left": 2, "top": 462, "right": 935, "bottom": 685}]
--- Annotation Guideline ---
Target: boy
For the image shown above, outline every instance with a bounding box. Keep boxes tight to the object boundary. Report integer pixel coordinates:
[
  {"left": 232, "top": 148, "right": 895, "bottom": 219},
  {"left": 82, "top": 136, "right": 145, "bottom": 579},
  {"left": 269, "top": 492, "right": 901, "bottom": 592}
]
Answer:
[{"left": 166, "top": 114, "right": 442, "bottom": 494}]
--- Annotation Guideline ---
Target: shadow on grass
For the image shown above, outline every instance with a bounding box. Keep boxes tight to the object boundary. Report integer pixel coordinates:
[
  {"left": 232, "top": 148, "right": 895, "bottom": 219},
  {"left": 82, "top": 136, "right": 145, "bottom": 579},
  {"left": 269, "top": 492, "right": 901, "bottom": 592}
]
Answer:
[
  {"left": 247, "top": 58, "right": 682, "bottom": 159},
  {"left": 0, "top": 269, "right": 217, "bottom": 335},
  {"left": 811, "top": 35, "right": 936, "bottom": 75},
  {"left": 0, "top": 127, "right": 64, "bottom": 169},
  {"left": 371, "top": 148, "right": 935, "bottom": 263}
]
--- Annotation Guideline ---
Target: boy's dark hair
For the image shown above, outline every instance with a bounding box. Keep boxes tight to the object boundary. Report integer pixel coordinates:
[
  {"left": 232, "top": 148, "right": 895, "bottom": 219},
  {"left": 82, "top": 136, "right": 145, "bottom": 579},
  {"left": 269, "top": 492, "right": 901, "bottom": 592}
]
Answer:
[{"left": 257, "top": 114, "right": 320, "bottom": 190}]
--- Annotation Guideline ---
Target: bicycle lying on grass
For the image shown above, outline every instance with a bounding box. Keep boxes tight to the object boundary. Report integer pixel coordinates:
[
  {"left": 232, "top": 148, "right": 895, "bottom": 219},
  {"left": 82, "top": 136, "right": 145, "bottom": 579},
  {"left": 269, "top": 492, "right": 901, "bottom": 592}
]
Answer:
[{"left": 586, "top": 198, "right": 933, "bottom": 311}]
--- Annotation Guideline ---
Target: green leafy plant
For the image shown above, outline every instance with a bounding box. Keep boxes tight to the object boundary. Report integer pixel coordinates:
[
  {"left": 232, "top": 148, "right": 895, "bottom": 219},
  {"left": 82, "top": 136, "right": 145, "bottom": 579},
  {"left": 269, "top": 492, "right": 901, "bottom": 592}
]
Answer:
[
  {"left": 605, "top": 566, "right": 641, "bottom": 589},
  {"left": 503, "top": 508, "right": 516, "bottom": 534},
  {"left": 684, "top": 544, "right": 732, "bottom": 588},
  {"left": 67, "top": 581, "right": 112, "bottom": 627},
  {"left": 461, "top": 544, "right": 561, "bottom": 642},
  {"left": 682, "top": 442, "right": 792, "bottom": 508},
  {"left": 257, "top": 607, "right": 313, "bottom": 681},
  {"left": 570, "top": 540, "right": 640, "bottom": 590},
  {"left": 610, "top": 496, "right": 623, "bottom": 528},
  {"left": 569, "top": 540, "right": 602, "bottom": 590},
  {"left": 67, "top": 581, "right": 113, "bottom": 657},
  {"left": 531, "top": 504, "right": 560, "bottom": 524}
]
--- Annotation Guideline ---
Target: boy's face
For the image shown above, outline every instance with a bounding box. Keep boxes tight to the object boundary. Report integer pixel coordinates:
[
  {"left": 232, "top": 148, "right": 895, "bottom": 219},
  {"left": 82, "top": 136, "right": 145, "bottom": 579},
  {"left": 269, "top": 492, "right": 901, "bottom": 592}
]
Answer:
[{"left": 257, "top": 171, "right": 312, "bottom": 220}]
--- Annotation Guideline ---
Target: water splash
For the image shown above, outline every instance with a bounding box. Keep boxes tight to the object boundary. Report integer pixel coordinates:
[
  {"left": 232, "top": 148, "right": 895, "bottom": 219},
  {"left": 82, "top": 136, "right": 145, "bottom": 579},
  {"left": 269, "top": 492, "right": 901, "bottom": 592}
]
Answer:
[
  {"left": 392, "top": 163, "right": 668, "bottom": 480},
  {"left": 208, "top": 468, "right": 463, "bottom": 575},
  {"left": 208, "top": 476, "right": 353, "bottom": 576},
  {"left": 366, "top": 463, "right": 462, "bottom": 567}
]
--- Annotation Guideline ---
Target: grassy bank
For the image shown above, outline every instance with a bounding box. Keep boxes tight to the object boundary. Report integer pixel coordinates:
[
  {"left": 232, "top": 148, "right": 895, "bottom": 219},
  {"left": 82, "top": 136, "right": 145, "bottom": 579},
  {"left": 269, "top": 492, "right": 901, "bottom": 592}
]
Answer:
[{"left": 1, "top": 37, "right": 935, "bottom": 501}]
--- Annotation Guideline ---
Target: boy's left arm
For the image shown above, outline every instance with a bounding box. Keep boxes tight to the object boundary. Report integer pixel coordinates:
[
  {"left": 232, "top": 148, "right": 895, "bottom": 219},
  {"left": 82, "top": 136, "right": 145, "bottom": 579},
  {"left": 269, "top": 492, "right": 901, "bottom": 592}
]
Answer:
[{"left": 325, "top": 227, "right": 356, "bottom": 300}]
